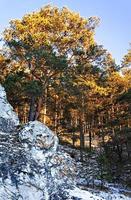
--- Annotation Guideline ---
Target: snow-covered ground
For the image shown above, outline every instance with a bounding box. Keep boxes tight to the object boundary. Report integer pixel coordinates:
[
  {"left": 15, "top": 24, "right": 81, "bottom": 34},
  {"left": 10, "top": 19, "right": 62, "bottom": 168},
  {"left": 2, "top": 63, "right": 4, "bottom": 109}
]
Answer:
[
  {"left": 61, "top": 145, "right": 131, "bottom": 200},
  {"left": 68, "top": 187, "right": 131, "bottom": 200}
]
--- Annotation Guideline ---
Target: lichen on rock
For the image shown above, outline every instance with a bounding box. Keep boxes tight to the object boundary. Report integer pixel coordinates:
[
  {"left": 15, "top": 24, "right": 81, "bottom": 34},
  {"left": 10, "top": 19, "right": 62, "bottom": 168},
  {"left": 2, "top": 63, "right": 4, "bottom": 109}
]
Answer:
[{"left": 0, "top": 84, "right": 76, "bottom": 200}]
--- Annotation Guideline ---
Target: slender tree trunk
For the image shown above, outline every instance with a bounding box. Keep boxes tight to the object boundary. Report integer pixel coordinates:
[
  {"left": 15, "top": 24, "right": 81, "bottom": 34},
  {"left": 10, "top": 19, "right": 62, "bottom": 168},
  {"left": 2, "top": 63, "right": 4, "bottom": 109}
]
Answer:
[
  {"left": 23, "top": 103, "right": 28, "bottom": 123},
  {"left": 28, "top": 96, "right": 36, "bottom": 121},
  {"left": 72, "top": 132, "right": 75, "bottom": 147},
  {"left": 34, "top": 88, "right": 47, "bottom": 123},
  {"left": 116, "top": 144, "right": 123, "bottom": 161},
  {"left": 79, "top": 95, "right": 85, "bottom": 161},
  {"left": 43, "top": 90, "right": 47, "bottom": 124},
  {"left": 89, "top": 130, "right": 92, "bottom": 151},
  {"left": 80, "top": 118, "right": 84, "bottom": 161},
  {"left": 54, "top": 96, "right": 58, "bottom": 134},
  {"left": 35, "top": 97, "right": 43, "bottom": 120}
]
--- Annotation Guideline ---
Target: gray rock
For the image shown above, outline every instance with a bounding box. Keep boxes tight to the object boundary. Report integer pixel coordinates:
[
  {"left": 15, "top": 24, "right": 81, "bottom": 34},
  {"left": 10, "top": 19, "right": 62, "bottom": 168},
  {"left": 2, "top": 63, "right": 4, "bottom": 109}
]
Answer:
[
  {"left": 0, "top": 85, "right": 76, "bottom": 199},
  {"left": 0, "top": 85, "right": 19, "bottom": 132},
  {"left": 0, "top": 121, "right": 76, "bottom": 199},
  {"left": 19, "top": 120, "right": 58, "bottom": 154}
]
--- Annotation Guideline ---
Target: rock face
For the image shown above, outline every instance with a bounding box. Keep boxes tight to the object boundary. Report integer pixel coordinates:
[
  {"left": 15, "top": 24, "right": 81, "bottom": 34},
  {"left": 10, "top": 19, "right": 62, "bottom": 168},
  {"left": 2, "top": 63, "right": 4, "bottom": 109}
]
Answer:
[
  {"left": 0, "top": 85, "right": 76, "bottom": 200},
  {"left": 0, "top": 85, "right": 19, "bottom": 132}
]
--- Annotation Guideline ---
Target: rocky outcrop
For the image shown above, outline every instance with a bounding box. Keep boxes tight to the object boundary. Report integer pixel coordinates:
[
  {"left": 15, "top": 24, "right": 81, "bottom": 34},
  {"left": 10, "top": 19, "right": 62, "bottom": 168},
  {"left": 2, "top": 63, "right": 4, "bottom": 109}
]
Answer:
[
  {"left": 0, "top": 85, "right": 76, "bottom": 200},
  {"left": 0, "top": 85, "right": 19, "bottom": 132}
]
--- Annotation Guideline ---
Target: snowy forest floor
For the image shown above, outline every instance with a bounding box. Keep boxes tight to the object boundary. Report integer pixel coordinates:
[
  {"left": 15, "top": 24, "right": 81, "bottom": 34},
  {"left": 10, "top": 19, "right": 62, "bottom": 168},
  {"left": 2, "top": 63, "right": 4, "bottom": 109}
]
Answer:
[{"left": 60, "top": 145, "right": 131, "bottom": 200}]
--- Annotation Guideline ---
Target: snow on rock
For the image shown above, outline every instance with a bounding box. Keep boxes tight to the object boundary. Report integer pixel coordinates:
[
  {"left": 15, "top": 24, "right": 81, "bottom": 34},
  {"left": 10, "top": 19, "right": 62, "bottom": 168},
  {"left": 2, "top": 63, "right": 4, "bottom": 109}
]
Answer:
[
  {"left": 0, "top": 85, "right": 76, "bottom": 200},
  {"left": 0, "top": 120, "right": 76, "bottom": 199},
  {"left": 19, "top": 120, "right": 58, "bottom": 154},
  {"left": 68, "top": 187, "right": 131, "bottom": 200},
  {"left": 0, "top": 85, "right": 19, "bottom": 132},
  {"left": 68, "top": 187, "right": 103, "bottom": 200}
]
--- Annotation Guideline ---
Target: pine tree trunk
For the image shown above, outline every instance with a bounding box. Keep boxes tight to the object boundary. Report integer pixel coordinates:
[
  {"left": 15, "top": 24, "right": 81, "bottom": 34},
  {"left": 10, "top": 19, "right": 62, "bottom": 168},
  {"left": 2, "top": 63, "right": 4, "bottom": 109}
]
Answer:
[
  {"left": 80, "top": 119, "right": 84, "bottom": 161},
  {"left": 28, "top": 96, "right": 36, "bottom": 121},
  {"left": 72, "top": 132, "right": 75, "bottom": 147},
  {"left": 89, "top": 130, "right": 92, "bottom": 151},
  {"left": 34, "top": 88, "right": 47, "bottom": 123},
  {"left": 35, "top": 97, "right": 43, "bottom": 120},
  {"left": 43, "top": 88, "right": 48, "bottom": 124},
  {"left": 54, "top": 96, "right": 58, "bottom": 134}
]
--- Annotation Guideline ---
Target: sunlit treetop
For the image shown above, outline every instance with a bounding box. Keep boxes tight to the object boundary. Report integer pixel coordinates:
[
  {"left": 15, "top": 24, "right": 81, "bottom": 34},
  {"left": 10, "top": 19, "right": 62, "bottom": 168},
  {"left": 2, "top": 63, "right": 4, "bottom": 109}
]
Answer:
[
  {"left": 123, "top": 50, "right": 131, "bottom": 66},
  {"left": 4, "top": 5, "right": 99, "bottom": 55},
  {"left": 122, "top": 45, "right": 131, "bottom": 68}
]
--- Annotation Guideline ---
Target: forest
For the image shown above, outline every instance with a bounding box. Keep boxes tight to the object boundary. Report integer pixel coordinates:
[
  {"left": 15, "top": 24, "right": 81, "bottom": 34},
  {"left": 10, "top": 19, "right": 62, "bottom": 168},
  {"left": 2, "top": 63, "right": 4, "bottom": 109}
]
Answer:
[{"left": 0, "top": 5, "right": 131, "bottom": 195}]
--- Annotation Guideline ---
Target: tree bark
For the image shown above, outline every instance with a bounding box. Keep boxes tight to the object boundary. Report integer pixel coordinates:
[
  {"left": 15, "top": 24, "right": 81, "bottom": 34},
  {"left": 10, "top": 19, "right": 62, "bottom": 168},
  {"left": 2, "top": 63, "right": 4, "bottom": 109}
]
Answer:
[
  {"left": 35, "top": 97, "right": 43, "bottom": 120},
  {"left": 89, "top": 130, "right": 92, "bottom": 151},
  {"left": 79, "top": 118, "right": 85, "bottom": 161},
  {"left": 28, "top": 96, "right": 36, "bottom": 121}
]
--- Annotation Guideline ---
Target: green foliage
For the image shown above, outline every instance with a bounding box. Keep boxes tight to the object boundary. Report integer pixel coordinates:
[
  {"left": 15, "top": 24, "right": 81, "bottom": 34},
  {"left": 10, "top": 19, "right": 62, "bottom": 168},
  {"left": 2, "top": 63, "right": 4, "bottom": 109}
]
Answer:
[{"left": 24, "top": 80, "right": 43, "bottom": 97}]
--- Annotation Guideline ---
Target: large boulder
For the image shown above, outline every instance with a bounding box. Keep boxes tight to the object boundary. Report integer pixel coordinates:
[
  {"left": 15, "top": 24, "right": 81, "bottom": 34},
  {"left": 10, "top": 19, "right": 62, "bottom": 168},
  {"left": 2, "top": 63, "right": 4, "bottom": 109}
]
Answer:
[
  {"left": 19, "top": 120, "right": 58, "bottom": 154},
  {"left": 0, "top": 85, "right": 19, "bottom": 132},
  {"left": 0, "top": 85, "right": 76, "bottom": 200}
]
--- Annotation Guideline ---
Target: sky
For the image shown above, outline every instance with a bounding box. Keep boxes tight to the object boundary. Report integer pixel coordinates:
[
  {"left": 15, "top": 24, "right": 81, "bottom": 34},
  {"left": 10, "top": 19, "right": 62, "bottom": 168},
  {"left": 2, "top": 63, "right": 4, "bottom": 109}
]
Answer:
[{"left": 0, "top": 0, "right": 131, "bottom": 65}]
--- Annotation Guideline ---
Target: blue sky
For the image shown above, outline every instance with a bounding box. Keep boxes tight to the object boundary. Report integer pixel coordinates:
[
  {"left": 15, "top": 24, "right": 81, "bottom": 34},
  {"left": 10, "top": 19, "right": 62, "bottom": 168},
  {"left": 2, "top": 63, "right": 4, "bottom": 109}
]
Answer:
[{"left": 0, "top": 0, "right": 131, "bottom": 64}]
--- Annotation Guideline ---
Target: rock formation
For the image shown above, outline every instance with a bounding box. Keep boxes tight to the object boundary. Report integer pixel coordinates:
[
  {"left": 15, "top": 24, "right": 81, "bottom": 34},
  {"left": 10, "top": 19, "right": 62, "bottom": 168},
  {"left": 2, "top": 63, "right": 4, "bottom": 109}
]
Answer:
[
  {"left": 0, "top": 85, "right": 19, "bottom": 132},
  {"left": 0, "top": 85, "right": 76, "bottom": 200}
]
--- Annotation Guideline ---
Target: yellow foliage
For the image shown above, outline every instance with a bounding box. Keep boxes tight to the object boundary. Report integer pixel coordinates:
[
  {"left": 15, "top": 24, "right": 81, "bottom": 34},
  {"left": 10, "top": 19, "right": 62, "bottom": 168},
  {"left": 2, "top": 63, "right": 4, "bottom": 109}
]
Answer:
[
  {"left": 107, "top": 71, "right": 131, "bottom": 95},
  {"left": 4, "top": 5, "right": 95, "bottom": 54},
  {"left": 74, "top": 75, "right": 109, "bottom": 96}
]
